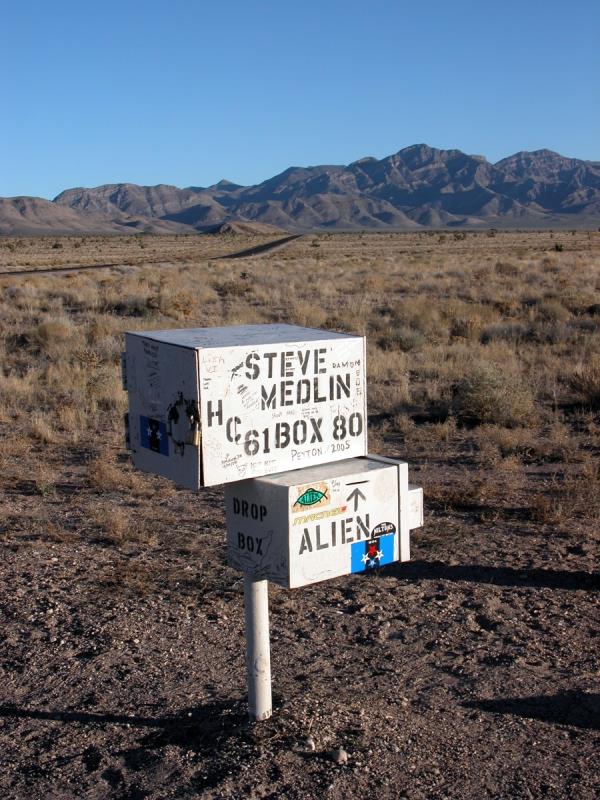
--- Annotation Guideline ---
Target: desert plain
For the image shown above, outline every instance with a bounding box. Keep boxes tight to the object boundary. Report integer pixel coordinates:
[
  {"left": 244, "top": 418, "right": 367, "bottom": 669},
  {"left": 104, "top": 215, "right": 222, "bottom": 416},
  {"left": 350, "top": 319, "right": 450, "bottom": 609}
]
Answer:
[{"left": 0, "top": 229, "right": 599, "bottom": 799}]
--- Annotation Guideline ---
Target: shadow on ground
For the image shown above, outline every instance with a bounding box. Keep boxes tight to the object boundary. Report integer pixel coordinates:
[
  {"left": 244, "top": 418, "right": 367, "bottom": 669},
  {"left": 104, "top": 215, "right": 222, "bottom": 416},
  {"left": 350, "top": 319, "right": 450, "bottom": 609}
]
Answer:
[
  {"left": 0, "top": 699, "right": 260, "bottom": 791},
  {"left": 465, "top": 690, "right": 600, "bottom": 730},
  {"left": 390, "top": 560, "right": 600, "bottom": 591},
  {"left": 0, "top": 699, "right": 248, "bottom": 743}
]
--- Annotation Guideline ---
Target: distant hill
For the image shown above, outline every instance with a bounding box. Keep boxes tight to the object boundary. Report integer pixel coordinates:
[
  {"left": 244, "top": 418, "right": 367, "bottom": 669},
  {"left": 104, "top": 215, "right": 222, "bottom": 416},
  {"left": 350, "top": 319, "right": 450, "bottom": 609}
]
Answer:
[
  {"left": 0, "top": 196, "right": 192, "bottom": 236},
  {"left": 3, "top": 145, "right": 600, "bottom": 235},
  {"left": 208, "top": 220, "right": 289, "bottom": 236}
]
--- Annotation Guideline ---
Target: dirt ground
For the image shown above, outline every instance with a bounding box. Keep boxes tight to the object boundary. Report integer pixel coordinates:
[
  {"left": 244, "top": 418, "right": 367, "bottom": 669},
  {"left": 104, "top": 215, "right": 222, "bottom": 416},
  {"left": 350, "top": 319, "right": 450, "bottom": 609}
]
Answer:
[{"left": 0, "top": 231, "right": 599, "bottom": 799}]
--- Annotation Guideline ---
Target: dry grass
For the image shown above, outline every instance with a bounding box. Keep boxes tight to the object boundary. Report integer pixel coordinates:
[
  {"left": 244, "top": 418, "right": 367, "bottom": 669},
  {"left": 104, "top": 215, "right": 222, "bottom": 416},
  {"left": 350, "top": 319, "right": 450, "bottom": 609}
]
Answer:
[
  {"left": 452, "top": 362, "right": 535, "bottom": 428},
  {"left": 0, "top": 232, "right": 282, "bottom": 270},
  {"left": 0, "top": 229, "right": 599, "bottom": 549},
  {"left": 568, "top": 357, "right": 600, "bottom": 409}
]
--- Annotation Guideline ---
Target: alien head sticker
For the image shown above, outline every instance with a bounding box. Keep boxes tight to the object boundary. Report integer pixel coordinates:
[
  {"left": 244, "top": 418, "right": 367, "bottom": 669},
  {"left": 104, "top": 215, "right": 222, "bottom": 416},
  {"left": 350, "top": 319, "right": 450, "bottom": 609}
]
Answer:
[{"left": 292, "top": 482, "right": 330, "bottom": 512}]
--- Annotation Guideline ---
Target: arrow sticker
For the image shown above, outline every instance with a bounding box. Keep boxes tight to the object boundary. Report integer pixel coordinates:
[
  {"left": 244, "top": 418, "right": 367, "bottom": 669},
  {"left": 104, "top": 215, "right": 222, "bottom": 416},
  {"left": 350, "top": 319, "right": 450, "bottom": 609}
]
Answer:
[{"left": 346, "top": 487, "right": 366, "bottom": 512}]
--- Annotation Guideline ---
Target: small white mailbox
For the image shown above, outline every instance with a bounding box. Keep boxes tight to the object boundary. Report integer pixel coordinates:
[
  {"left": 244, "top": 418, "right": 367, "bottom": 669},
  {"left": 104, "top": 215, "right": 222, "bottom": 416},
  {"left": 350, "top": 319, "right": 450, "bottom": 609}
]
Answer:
[
  {"left": 225, "top": 455, "right": 423, "bottom": 588},
  {"left": 123, "top": 324, "right": 367, "bottom": 488}
]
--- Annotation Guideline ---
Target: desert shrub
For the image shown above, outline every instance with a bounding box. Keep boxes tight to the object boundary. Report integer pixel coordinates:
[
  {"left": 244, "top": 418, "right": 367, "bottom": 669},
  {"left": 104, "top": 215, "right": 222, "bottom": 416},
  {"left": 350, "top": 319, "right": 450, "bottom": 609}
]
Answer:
[
  {"left": 34, "top": 317, "right": 79, "bottom": 359},
  {"left": 153, "top": 288, "right": 198, "bottom": 320},
  {"left": 292, "top": 300, "right": 328, "bottom": 329},
  {"left": 3, "top": 284, "right": 40, "bottom": 309},
  {"left": 568, "top": 359, "right": 600, "bottom": 409},
  {"left": 528, "top": 321, "right": 572, "bottom": 345},
  {"left": 521, "top": 293, "right": 542, "bottom": 308},
  {"left": 570, "top": 318, "right": 600, "bottom": 335},
  {"left": 87, "top": 314, "right": 121, "bottom": 345},
  {"left": 452, "top": 362, "right": 535, "bottom": 427},
  {"left": 103, "top": 294, "right": 153, "bottom": 317},
  {"left": 212, "top": 278, "right": 249, "bottom": 298},
  {"left": 29, "top": 414, "right": 58, "bottom": 444},
  {"left": 390, "top": 299, "right": 447, "bottom": 342},
  {"left": 378, "top": 326, "right": 424, "bottom": 352},
  {"left": 368, "top": 346, "right": 408, "bottom": 382},
  {"left": 474, "top": 422, "right": 576, "bottom": 464},
  {"left": 529, "top": 458, "right": 600, "bottom": 523},
  {"left": 480, "top": 322, "right": 529, "bottom": 344},
  {"left": 368, "top": 377, "right": 411, "bottom": 414},
  {"left": 87, "top": 455, "right": 151, "bottom": 496},
  {"left": 495, "top": 260, "right": 520, "bottom": 276},
  {"left": 449, "top": 316, "right": 483, "bottom": 340},
  {"left": 390, "top": 412, "right": 416, "bottom": 437},
  {"left": 536, "top": 300, "right": 570, "bottom": 323}
]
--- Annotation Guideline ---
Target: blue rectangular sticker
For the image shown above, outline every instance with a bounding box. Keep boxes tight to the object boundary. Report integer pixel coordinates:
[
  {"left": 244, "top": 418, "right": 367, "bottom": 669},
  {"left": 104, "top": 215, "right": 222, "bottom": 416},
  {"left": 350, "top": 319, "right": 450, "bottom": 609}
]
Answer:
[
  {"left": 140, "top": 415, "right": 169, "bottom": 457},
  {"left": 351, "top": 532, "right": 395, "bottom": 573}
]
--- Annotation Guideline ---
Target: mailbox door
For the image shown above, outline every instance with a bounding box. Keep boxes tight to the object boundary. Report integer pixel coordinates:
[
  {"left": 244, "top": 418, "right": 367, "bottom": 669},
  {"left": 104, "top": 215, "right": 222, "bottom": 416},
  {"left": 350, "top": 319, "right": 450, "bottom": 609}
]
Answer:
[
  {"left": 287, "top": 463, "right": 400, "bottom": 588},
  {"left": 225, "top": 480, "right": 290, "bottom": 586},
  {"left": 198, "top": 336, "right": 367, "bottom": 486},
  {"left": 125, "top": 335, "right": 201, "bottom": 490}
]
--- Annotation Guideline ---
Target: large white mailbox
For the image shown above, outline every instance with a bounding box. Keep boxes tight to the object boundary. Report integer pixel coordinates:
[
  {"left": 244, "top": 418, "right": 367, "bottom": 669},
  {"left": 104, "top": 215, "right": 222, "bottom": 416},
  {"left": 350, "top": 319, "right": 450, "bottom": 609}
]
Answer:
[
  {"left": 225, "top": 455, "right": 423, "bottom": 588},
  {"left": 123, "top": 324, "right": 367, "bottom": 488}
]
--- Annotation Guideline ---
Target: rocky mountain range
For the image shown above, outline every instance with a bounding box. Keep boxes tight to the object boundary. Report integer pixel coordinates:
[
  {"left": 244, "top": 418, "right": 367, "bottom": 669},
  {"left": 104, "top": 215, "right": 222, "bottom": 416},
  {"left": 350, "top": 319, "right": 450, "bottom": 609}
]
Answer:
[{"left": 2, "top": 145, "right": 600, "bottom": 235}]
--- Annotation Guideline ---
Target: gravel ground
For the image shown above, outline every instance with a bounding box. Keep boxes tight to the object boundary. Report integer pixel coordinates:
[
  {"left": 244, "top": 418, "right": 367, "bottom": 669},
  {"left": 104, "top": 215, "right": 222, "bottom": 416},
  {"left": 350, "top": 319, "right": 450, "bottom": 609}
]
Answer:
[{"left": 1, "top": 457, "right": 598, "bottom": 800}]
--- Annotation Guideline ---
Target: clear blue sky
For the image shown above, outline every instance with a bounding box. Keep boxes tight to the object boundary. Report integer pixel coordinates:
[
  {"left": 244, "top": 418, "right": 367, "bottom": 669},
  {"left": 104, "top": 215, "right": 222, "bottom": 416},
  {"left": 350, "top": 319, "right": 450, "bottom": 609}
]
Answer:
[{"left": 2, "top": 0, "right": 599, "bottom": 199}]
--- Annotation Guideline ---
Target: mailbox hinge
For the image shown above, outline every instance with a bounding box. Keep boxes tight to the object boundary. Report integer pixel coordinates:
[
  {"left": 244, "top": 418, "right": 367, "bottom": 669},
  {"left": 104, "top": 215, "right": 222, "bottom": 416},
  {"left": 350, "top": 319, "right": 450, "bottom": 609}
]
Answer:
[
  {"left": 123, "top": 412, "right": 131, "bottom": 450},
  {"left": 120, "top": 352, "right": 128, "bottom": 390}
]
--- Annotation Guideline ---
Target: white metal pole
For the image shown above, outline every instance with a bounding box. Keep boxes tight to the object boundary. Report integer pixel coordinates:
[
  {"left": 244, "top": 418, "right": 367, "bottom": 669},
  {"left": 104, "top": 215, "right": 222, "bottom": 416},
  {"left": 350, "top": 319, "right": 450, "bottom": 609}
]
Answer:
[{"left": 243, "top": 574, "right": 272, "bottom": 721}]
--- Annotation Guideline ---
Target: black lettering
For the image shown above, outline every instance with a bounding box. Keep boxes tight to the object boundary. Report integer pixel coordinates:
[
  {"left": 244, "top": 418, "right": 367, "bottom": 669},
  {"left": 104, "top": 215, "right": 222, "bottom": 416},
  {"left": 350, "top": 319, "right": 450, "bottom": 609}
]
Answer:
[
  {"left": 264, "top": 352, "right": 277, "bottom": 378},
  {"left": 255, "top": 538, "right": 263, "bottom": 555},
  {"left": 313, "top": 376, "right": 326, "bottom": 403},
  {"left": 299, "top": 529, "right": 313, "bottom": 554},
  {"left": 315, "top": 347, "right": 327, "bottom": 374},
  {"left": 356, "top": 514, "right": 370, "bottom": 540},
  {"left": 293, "top": 419, "right": 307, "bottom": 445},
  {"left": 349, "top": 412, "right": 363, "bottom": 437},
  {"left": 316, "top": 524, "right": 328, "bottom": 550},
  {"left": 281, "top": 351, "right": 294, "bottom": 377},
  {"left": 333, "top": 414, "right": 347, "bottom": 440},
  {"left": 260, "top": 505, "right": 267, "bottom": 521},
  {"left": 245, "top": 352, "right": 260, "bottom": 380},
  {"left": 341, "top": 517, "right": 354, "bottom": 543},
  {"left": 336, "top": 373, "right": 351, "bottom": 399},
  {"left": 297, "top": 378, "right": 311, "bottom": 404},
  {"left": 262, "top": 427, "right": 270, "bottom": 454},
  {"left": 244, "top": 430, "right": 259, "bottom": 456},
  {"left": 280, "top": 380, "right": 294, "bottom": 406},
  {"left": 238, "top": 532, "right": 245, "bottom": 550},
  {"left": 206, "top": 399, "right": 223, "bottom": 427},
  {"left": 276, "top": 422, "right": 290, "bottom": 449},
  {"left": 226, "top": 416, "right": 241, "bottom": 443},
  {"left": 261, "top": 384, "right": 277, "bottom": 410},
  {"left": 242, "top": 500, "right": 248, "bottom": 517},
  {"left": 233, "top": 497, "right": 240, "bottom": 514},
  {"left": 310, "top": 417, "right": 323, "bottom": 442},
  {"left": 297, "top": 350, "right": 310, "bottom": 375}
]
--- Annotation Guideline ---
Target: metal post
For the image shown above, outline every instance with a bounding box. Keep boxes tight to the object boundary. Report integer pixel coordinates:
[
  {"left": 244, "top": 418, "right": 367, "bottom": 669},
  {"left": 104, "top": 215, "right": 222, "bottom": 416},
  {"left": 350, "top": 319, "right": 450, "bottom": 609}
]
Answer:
[{"left": 243, "top": 574, "right": 272, "bottom": 721}]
